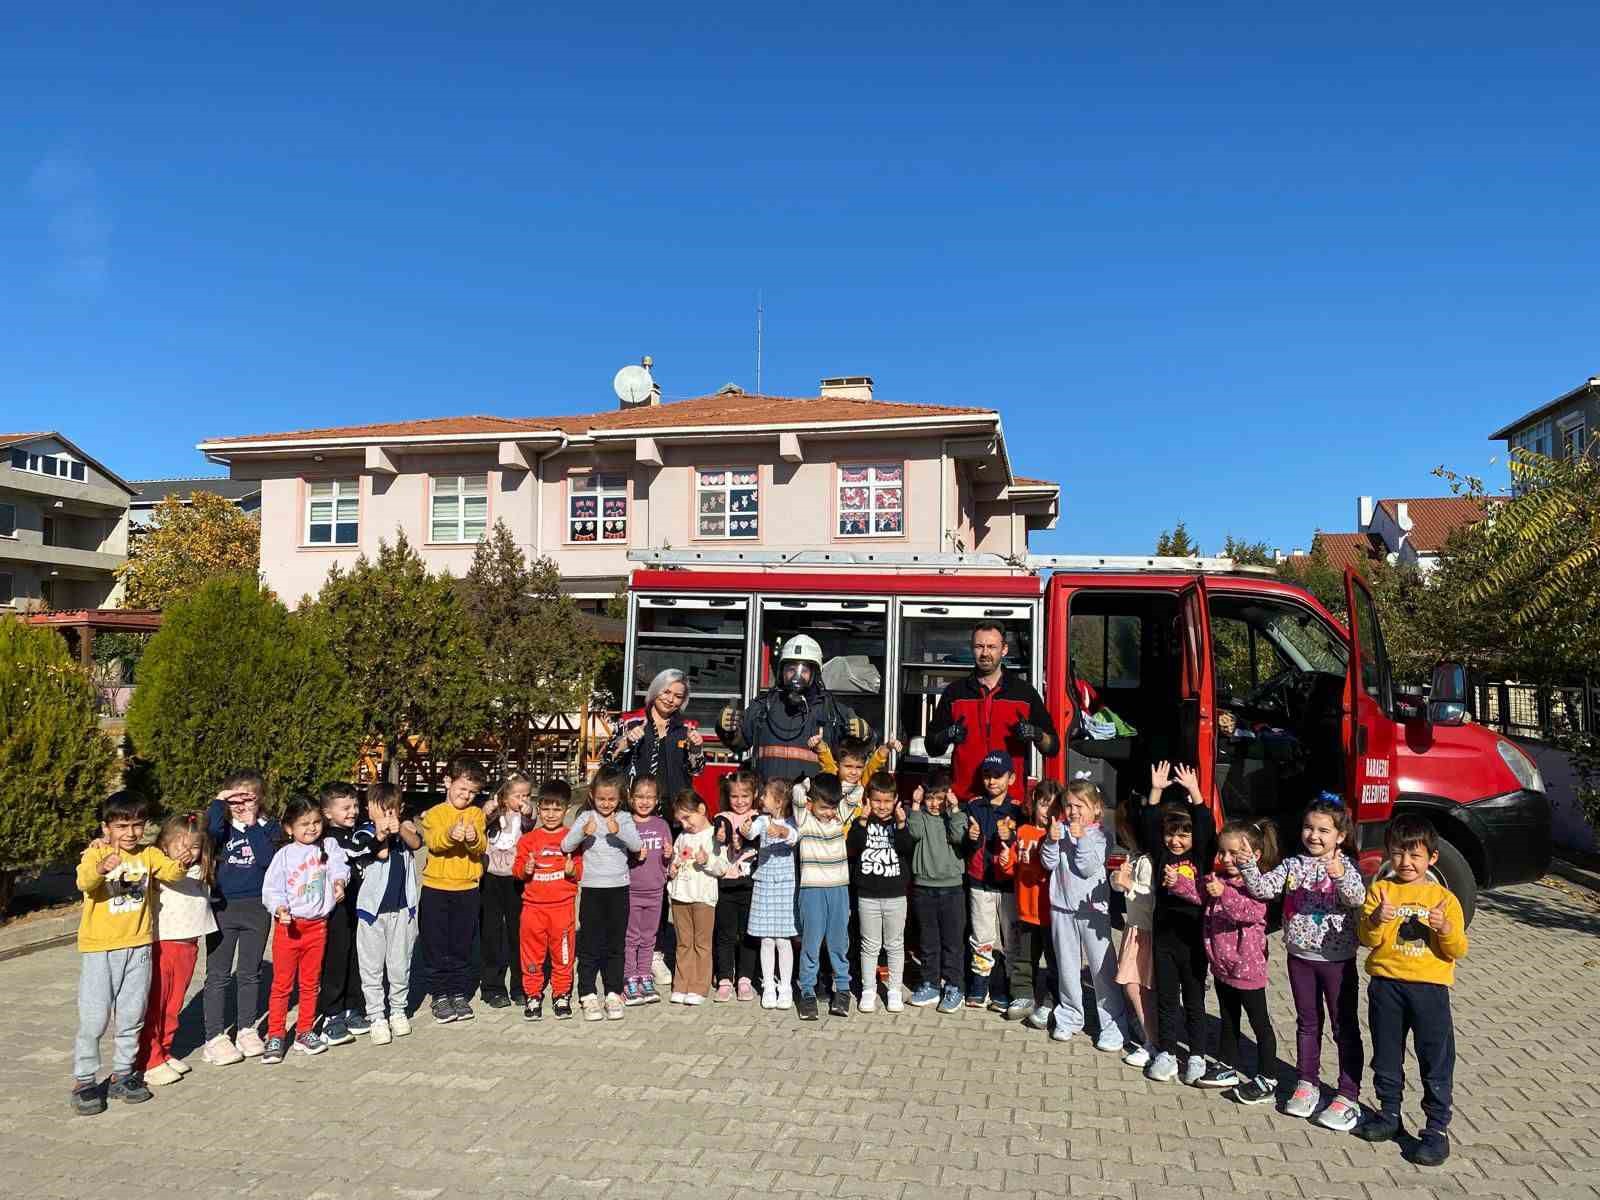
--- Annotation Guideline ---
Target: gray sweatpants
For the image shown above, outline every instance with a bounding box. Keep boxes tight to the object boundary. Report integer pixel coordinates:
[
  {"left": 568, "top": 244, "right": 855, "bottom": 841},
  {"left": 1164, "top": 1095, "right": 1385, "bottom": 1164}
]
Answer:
[
  {"left": 75, "top": 946, "right": 152, "bottom": 1081},
  {"left": 857, "top": 896, "right": 908, "bottom": 995},
  {"left": 1050, "top": 908, "right": 1127, "bottom": 1040},
  {"left": 357, "top": 910, "right": 417, "bottom": 1023}
]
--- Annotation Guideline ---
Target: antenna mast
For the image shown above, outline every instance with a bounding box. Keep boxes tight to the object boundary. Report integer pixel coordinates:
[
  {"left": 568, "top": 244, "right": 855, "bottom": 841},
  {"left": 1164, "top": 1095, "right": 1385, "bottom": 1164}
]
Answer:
[{"left": 756, "top": 291, "right": 763, "bottom": 396}]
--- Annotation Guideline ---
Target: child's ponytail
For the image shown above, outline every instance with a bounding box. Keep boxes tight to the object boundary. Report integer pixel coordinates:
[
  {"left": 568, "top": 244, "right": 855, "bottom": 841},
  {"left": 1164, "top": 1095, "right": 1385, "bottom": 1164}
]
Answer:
[{"left": 1221, "top": 817, "right": 1280, "bottom": 871}]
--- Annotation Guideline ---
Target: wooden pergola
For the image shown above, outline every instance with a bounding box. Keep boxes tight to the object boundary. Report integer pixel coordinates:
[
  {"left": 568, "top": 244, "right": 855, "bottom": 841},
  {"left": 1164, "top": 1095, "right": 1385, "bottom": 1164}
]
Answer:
[{"left": 22, "top": 608, "right": 163, "bottom": 667}]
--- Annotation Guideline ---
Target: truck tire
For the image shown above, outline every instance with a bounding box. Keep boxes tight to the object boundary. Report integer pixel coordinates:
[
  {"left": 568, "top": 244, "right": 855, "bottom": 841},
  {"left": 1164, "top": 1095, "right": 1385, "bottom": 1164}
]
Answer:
[{"left": 1431, "top": 836, "right": 1477, "bottom": 928}]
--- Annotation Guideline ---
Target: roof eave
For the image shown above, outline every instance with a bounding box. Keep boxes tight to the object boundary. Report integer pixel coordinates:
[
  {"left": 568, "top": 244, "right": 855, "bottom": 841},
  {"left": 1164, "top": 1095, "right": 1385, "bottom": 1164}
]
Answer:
[{"left": 1488, "top": 380, "right": 1596, "bottom": 440}]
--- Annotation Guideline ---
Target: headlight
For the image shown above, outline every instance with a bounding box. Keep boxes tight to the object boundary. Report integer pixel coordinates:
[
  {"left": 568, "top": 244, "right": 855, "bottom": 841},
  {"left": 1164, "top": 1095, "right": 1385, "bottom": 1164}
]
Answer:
[{"left": 1496, "top": 738, "right": 1545, "bottom": 794}]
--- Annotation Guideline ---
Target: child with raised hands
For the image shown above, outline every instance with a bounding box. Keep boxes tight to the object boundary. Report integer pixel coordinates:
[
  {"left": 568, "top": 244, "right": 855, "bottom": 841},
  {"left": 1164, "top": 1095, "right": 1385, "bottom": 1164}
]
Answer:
[
  {"left": 711, "top": 769, "right": 761, "bottom": 1002},
  {"left": 513, "top": 780, "right": 579, "bottom": 1021},
  {"left": 1199, "top": 819, "right": 1280, "bottom": 1103},
  {"left": 354, "top": 783, "right": 422, "bottom": 1044},
  {"left": 666, "top": 790, "right": 728, "bottom": 1004},
  {"left": 846, "top": 772, "right": 913, "bottom": 1013},
  {"left": 623, "top": 776, "right": 673, "bottom": 1005},
  {"left": 1356, "top": 816, "right": 1468, "bottom": 1167},
  {"left": 135, "top": 813, "right": 217, "bottom": 1087},
  {"left": 742, "top": 778, "right": 801, "bottom": 1009},
  {"left": 260, "top": 795, "right": 350, "bottom": 1064},
  {"left": 1239, "top": 792, "right": 1367, "bottom": 1129},
  {"left": 1042, "top": 781, "right": 1128, "bottom": 1050},
  {"left": 1001, "top": 779, "right": 1060, "bottom": 1027},
  {"left": 1139, "top": 760, "right": 1215, "bottom": 1085},
  {"left": 563, "top": 768, "right": 643, "bottom": 1021},
  {"left": 202, "top": 768, "right": 277, "bottom": 1065},
  {"left": 905, "top": 768, "right": 967, "bottom": 1013},
  {"left": 1111, "top": 801, "right": 1157, "bottom": 1067}
]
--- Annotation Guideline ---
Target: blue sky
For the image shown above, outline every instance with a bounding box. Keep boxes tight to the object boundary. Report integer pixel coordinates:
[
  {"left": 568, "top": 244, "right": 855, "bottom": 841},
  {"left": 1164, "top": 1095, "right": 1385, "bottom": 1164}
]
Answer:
[{"left": 5, "top": 3, "right": 1598, "bottom": 555}]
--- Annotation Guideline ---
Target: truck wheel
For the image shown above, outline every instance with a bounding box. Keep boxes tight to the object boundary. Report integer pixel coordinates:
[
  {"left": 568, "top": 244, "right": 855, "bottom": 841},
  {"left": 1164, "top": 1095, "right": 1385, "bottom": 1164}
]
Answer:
[{"left": 1431, "top": 837, "right": 1477, "bottom": 928}]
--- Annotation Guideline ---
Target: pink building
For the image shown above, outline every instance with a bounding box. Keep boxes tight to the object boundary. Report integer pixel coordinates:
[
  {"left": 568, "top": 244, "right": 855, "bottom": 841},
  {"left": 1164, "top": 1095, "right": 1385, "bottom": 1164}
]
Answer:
[{"left": 197, "top": 375, "right": 1060, "bottom": 611}]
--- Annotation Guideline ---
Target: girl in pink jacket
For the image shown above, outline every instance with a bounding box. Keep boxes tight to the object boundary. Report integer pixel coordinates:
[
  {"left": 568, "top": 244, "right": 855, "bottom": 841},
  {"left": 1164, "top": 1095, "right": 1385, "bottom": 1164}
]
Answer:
[{"left": 1198, "top": 819, "right": 1279, "bottom": 1105}]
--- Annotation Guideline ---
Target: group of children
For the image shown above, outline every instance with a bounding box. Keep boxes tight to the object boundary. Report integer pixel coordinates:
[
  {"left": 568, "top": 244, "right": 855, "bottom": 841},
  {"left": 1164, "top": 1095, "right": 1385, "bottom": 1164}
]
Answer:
[{"left": 69, "top": 743, "right": 1469, "bottom": 1167}]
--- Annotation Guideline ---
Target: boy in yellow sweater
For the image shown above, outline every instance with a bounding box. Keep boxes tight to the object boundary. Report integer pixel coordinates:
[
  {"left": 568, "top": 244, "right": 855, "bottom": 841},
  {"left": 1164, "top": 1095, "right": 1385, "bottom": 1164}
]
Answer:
[
  {"left": 72, "top": 792, "right": 194, "bottom": 1116},
  {"left": 1356, "top": 815, "right": 1468, "bottom": 1167},
  {"left": 418, "top": 756, "right": 488, "bottom": 1024}
]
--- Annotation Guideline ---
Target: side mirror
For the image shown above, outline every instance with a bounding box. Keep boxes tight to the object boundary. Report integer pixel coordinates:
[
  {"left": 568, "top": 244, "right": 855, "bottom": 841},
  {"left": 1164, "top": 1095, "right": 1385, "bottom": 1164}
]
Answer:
[
  {"left": 1428, "top": 661, "right": 1469, "bottom": 726},
  {"left": 1395, "top": 691, "right": 1426, "bottom": 722}
]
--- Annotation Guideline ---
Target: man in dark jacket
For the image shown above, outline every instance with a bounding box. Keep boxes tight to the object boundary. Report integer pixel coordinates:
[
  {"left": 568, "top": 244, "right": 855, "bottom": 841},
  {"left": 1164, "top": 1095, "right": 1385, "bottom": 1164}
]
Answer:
[
  {"left": 925, "top": 621, "right": 1058, "bottom": 800},
  {"left": 720, "top": 634, "right": 871, "bottom": 784}
]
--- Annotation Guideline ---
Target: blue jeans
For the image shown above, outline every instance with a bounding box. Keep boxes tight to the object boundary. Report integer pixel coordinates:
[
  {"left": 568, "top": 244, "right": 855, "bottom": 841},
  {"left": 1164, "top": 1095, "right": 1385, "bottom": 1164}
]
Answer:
[{"left": 797, "top": 886, "right": 850, "bottom": 996}]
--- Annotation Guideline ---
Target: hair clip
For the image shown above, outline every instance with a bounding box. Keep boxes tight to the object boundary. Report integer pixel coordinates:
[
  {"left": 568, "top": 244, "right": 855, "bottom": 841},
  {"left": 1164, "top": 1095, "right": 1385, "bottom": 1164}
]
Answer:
[{"left": 1316, "top": 790, "right": 1345, "bottom": 808}]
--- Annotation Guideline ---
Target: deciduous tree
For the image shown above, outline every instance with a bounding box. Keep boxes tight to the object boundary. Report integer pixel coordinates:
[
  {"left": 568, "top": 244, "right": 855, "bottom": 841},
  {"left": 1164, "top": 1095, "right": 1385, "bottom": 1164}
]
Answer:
[{"left": 119, "top": 492, "right": 260, "bottom": 610}]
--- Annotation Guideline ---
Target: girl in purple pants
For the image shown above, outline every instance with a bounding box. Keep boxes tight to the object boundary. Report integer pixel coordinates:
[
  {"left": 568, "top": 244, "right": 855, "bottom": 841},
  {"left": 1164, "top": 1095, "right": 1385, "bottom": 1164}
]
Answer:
[{"left": 624, "top": 778, "right": 673, "bottom": 1005}]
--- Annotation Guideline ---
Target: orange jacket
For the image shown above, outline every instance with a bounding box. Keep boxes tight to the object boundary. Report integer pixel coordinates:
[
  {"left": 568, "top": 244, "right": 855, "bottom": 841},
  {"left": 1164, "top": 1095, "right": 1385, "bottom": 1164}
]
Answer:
[{"left": 1005, "top": 824, "right": 1050, "bottom": 926}]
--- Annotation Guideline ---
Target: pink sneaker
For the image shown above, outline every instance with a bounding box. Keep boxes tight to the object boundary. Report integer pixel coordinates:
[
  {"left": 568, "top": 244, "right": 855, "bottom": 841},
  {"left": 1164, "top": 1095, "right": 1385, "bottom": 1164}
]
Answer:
[
  {"left": 736, "top": 978, "right": 756, "bottom": 1002},
  {"left": 714, "top": 979, "right": 735, "bottom": 1003}
]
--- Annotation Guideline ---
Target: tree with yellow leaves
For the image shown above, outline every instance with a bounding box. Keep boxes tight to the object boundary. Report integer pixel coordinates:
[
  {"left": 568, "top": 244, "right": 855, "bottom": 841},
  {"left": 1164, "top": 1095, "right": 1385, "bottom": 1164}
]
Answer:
[{"left": 119, "top": 491, "right": 260, "bottom": 610}]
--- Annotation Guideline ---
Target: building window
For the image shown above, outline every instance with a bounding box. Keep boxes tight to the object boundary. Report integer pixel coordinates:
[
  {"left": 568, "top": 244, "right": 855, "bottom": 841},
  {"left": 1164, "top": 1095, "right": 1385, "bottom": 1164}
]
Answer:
[
  {"left": 9, "top": 450, "right": 25, "bottom": 470},
  {"left": 305, "top": 479, "right": 359, "bottom": 545},
  {"left": 569, "top": 473, "right": 628, "bottom": 543},
  {"left": 695, "top": 468, "right": 759, "bottom": 539},
  {"left": 837, "top": 462, "right": 904, "bottom": 537},
  {"left": 429, "top": 474, "right": 488, "bottom": 543},
  {"left": 7, "top": 448, "right": 83, "bottom": 479},
  {"left": 71, "top": 461, "right": 86, "bottom": 481},
  {"left": 1559, "top": 414, "right": 1588, "bottom": 460},
  {"left": 1512, "top": 418, "right": 1554, "bottom": 459},
  {"left": 0, "top": 503, "right": 13, "bottom": 537},
  {"left": 0, "top": 573, "right": 12, "bottom": 606}
]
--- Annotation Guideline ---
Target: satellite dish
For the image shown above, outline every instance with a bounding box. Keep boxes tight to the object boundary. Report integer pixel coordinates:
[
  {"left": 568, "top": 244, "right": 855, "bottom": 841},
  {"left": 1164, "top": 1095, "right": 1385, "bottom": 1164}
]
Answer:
[{"left": 613, "top": 363, "right": 656, "bottom": 407}]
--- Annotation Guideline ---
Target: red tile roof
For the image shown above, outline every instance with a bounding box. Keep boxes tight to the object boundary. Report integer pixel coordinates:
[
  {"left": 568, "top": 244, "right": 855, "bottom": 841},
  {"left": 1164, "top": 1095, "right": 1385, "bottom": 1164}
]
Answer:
[
  {"left": 1011, "top": 476, "right": 1057, "bottom": 488},
  {"left": 201, "top": 393, "right": 996, "bottom": 447},
  {"left": 0, "top": 432, "right": 50, "bottom": 448},
  {"left": 1310, "top": 532, "right": 1387, "bottom": 574},
  {"left": 1376, "top": 496, "right": 1493, "bottom": 554}
]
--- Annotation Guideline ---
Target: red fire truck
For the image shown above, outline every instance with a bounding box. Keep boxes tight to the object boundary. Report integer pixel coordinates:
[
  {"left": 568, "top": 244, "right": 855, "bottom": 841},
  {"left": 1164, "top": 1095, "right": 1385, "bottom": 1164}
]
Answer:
[{"left": 622, "top": 550, "right": 1551, "bottom": 922}]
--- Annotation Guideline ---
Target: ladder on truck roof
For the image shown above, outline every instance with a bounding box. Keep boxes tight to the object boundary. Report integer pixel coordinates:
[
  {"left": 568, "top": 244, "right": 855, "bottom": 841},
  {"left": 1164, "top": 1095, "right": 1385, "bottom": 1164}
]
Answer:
[{"left": 626, "top": 549, "right": 1274, "bottom": 575}]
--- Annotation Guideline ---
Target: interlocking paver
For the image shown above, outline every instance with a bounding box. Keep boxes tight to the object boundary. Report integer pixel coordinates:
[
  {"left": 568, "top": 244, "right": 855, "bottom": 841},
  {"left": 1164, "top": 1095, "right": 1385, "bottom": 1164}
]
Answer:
[{"left": 1, "top": 882, "right": 1596, "bottom": 1199}]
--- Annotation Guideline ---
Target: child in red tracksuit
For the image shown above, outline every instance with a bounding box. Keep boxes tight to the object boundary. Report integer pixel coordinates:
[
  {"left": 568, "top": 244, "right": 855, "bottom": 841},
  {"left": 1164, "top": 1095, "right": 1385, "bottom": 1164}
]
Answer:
[{"left": 514, "top": 781, "right": 579, "bottom": 1022}]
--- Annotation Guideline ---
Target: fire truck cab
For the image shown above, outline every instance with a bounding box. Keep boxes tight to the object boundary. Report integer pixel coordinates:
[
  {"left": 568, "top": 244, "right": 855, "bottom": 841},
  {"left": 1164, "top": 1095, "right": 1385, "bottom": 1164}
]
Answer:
[{"left": 623, "top": 550, "right": 1552, "bottom": 922}]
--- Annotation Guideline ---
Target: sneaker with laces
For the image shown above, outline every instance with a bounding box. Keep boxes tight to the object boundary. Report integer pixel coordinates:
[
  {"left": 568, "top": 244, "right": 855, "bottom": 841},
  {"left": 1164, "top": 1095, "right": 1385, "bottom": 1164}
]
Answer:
[
  {"left": 431, "top": 997, "right": 458, "bottom": 1024},
  {"left": 1145, "top": 1051, "right": 1180, "bottom": 1082},
  {"left": 107, "top": 1072, "right": 152, "bottom": 1104},
  {"left": 641, "top": 979, "right": 661, "bottom": 1004},
  {"left": 1313, "top": 1096, "right": 1359, "bottom": 1132},
  {"left": 580, "top": 994, "right": 604, "bottom": 1021},
  {"left": 1355, "top": 1111, "right": 1401, "bottom": 1142},
  {"left": 604, "top": 992, "right": 626, "bottom": 1020},
  {"left": 523, "top": 997, "right": 543, "bottom": 1021},
  {"left": 259, "top": 1035, "right": 288, "bottom": 1065},
  {"left": 1005, "top": 998, "right": 1034, "bottom": 1021},
  {"left": 736, "top": 977, "right": 756, "bottom": 1002},
  {"left": 319, "top": 1015, "right": 355, "bottom": 1047},
  {"left": 1232, "top": 1075, "right": 1276, "bottom": 1106},
  {"left": 144, "top": 1061, "right": 183, "bottom": 1087},
  {"left": 1050, "top": 1025, "right": 1074, "bottom": 1042},
  {"left": 885, "top": 989, "right": 905, "bottom": 1013},
  {"left": 552, "top": 995, "right": 573, "bottom": 1021},
  {"left": 859, "top": 990, "right": 878, "bottom": 1013},
  {"left": 908, "top": 983, "right": 939, "bottom": 1007},
  {"left": 1123, "top": 1044, "right": 1152, "bottom": 1069},
  {"left": 714, "top": 979, "right": 735, "bottom": 1002},
  {"left": 389, "top": 1012, "right": 412, "bottom": 1037},
  {"left": 937, "top": 986, "right": 964, "bottom": 1014},
  {"left": 1095, "top": 1029, "right": 1126, "bottom": 1053},
  {"left": 370, "top": 1018, "right": 392, "bottom": 1046},
  {"left": 293, "top": 1031, "right": 327, "bottom": 1056},
  {"left": 829, "top": 990, "right": 851, "bottom": 1017},
  {"left": 797, "top": 992, "right": 820, "bottom": 1021},
  {"left": 1026, "top": 1005, "right": 1052, "bottom": 1030},
  {"left": 345, "top": 1010, "right": 372, "bottom": 1034},
  {"left": 761, "top": 987, "right": 778, "bottom": 1010},
  {"left": 622, "top": 980, "right": 646, "bottom": 1007},
  {"left": 1284, "top": 1080, "right": 1320, "bottom": 1118},
  {"left": 1183, "top": 1055, "right": 1208, "bottom": 1086},
  {"left": 202, "top": 1032, "right": 245, "bottom": 1066},
  {"left": 452, "top": 995, "right": 475, "bottom": 1021},
  {"left": 1410, "top": 1131, "right": 1450, "bottom": 1166},
  {"left": 70, "top": 1080, "right": 106, "bottom": 1116},
  {"left": 233, "top": 1028, "right": 265, "bottom": 1059},
  {"left": 1198, "top": 1063, "right": 1243, "bottom": 1089}
]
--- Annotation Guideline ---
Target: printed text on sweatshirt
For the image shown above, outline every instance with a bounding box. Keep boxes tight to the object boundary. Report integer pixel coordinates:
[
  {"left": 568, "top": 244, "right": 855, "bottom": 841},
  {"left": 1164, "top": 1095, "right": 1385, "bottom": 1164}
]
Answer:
[
  {"left": 76, "top": 845, "right": 188, "bottom": 952},
  {"left": 262, "top": 841, "right": 351, "bottom": 921},
  {"left": 1359, "top": 879, "right": 1469, "bottom": 986}
]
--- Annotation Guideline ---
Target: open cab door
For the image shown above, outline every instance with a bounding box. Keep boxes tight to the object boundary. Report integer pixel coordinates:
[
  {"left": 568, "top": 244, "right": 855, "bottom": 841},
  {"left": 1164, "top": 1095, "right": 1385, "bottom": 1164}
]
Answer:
[
  {"left": 1344, "top": 567, "right": 1398, "bottom": 829},
  {"left": 1178, "top": 577, "right": 1221, "bottom": 826}
]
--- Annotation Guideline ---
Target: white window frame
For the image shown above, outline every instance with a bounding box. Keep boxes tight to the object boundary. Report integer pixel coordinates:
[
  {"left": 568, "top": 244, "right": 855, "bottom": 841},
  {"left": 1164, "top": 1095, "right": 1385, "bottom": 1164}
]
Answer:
[
  {"left": 694, "top": 467, "right": 760, "bottom": 540},
  {"left": 568, "top": 472, "right": 628, "bottom": 544},
  {"left": 304, "top": 478, "right": 360, "bottom": 546},
  {"left": 429, "top": 473, "right": 489, "bottom": 544},
  {"left": 7, "top": 449, "right": 83, "bottom": 480},
  {"left": 0, "top": 502, "right": 13, "bottom": 538},
  {"left": 1512, "top": 418, "right": 1554, "bottom": 459},
  {"left": 836, "top": 461, "right": 906, "bottom": 538},
  {"left": 1558, "top": 412, "right": 1587, "bottom": 459}
]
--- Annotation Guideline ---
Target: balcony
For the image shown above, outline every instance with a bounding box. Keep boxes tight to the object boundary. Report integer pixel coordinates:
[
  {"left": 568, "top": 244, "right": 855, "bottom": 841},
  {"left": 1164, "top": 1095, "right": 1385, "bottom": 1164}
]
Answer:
[{"left": 0, "top": 539, "right": 124, "bottom": 574}]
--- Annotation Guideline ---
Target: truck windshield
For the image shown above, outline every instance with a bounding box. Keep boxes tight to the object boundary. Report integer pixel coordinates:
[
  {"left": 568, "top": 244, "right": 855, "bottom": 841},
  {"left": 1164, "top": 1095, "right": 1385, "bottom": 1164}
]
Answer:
[{"left": 1259, "top": 608, "right": 1347, "bottom": 676}]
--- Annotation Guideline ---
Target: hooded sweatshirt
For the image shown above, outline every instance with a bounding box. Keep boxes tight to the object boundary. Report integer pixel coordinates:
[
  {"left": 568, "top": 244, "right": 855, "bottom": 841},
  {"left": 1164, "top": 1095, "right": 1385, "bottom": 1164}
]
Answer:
[{"left": 905, "top": 805, "right": 967, "bottom": 889}]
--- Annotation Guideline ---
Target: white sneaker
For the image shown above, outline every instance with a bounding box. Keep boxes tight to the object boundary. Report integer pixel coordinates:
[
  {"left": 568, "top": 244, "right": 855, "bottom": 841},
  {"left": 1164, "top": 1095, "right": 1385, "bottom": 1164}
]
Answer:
[
  {"left": 370, "top": 1019, "right": 392, "bottom": 1046},
  {"left": 1285, "top": 1080, "right": 1321, "bottom": 1118},
  {"left": 234, "top": 1027, "right": 265, "bottom": 1058},
  {"left": 1183, "top": 1055, "right": 1208, "bottom": 1086},
  {"left": 683, "top": 993, "right": 706, "bottom": 1006},
  {"left": 167, "top": 1056, "right": 192, "bottom": 1075},
  {"left": 885, "top": 989, "right": 904, "bottom": 1013},
  {"left": 1123, "top": 1044, "right": 1152, "bottom": 1068},
  {"left": 604, "top": 993, "right": 625, "bottom": 1020},
  {"left": 389, "top": 1012, "right": 411, "bottom": 1037},
  {"left": 1095, "top": 1029, "right": 1125, "bottom": 1053},
  {"left": 651, "top": 952, "right": 673, "bottom": 988},
  {"left": 761, "top": 988, "right": 778, "bottom": 1010},
  {"left": 580, "top": 994, "right": 605, "bottom": 1022},
  {"left": 859, "top": 991, "right": 877, "bottom": 1013},
  {"left": 669, "top": 992, "right": 686, "bottom": 1004},
  {"left": 202, "top": 1033, "right": 245, "bottom": 1066},
  {"left": 1313, "top": 1096, "right": 1359, "bottom": 1132},
  {"left": 775, "top": 989, "right": 793, "bottom": 1010},
  {"left": 145, "top": 1061, "right": 183, "bottom": 1086},
  {"left": 1050, "top": 1025, "right": 1074, "bottom": 1043}
]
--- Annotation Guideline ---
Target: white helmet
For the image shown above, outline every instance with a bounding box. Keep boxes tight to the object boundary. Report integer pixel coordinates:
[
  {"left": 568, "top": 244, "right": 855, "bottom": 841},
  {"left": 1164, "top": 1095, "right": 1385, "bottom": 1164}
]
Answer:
[{"left": 779, "top": 634, "right": 824, "bottom": 670}]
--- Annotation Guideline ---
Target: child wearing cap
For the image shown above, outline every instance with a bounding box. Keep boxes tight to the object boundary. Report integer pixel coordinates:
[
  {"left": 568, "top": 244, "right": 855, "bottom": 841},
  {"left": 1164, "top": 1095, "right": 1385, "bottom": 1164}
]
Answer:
[{"left": 961, "top": 751, "right": 1024, "bottom": 1010}]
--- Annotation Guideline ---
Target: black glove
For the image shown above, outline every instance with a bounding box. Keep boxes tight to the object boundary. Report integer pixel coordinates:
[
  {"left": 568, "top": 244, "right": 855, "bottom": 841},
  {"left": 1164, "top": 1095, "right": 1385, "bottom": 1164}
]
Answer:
[
  {"left": 1012, "top": 721, "right": 1043, "bottom": 746},
  {"left": 945, "top": 717, "right": 968, "bottom": 746},
  {"left": 845, "top": 716, "right": 869, "bottom": 740}
]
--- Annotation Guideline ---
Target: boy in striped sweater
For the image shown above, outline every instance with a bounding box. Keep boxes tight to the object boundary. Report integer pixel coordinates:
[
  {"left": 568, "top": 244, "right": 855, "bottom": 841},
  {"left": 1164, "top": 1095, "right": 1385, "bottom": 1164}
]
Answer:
[{"left": 793, "top": 773, "right": 852, "bottom": 1021}]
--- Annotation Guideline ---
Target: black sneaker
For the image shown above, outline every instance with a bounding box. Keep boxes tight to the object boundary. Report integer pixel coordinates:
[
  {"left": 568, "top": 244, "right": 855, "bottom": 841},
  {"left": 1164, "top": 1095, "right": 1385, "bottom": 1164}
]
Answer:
[
  {"left": 260, "top": 1034, "right": 288, "bottom": 1064},
  {"left": 1356, "top": 1111, "right": 1402, "bottom": 1142},
  {"left": 829, "top": 990, "right": 851, "bottom": 1018},
  {"left": 1410, "top": 1131, "right": 1450, "bottom": 1167},
  {"left": 319, "top": 1015, "right": 355, "bottom": 1047},
  {"left": 483, "top": 991, "right": 512, "bottom": 1010},
  {"left": 431, "top": 997, "right": 458, "bottom": 1024},
  {"left": 106, "top": 1073, "right": 152, "bottom": 1104},
  {"left": 1232, "top": 1075, "right": 1276, "bottom": 1106},
  {"left": 452, "top": 995, "right": 475, "bottom": 1021},
  {"left": 70, "top": 1080, "right": 106, "bottom": 1116},
  {"left": 523, "top": 997, "right": 543, "bottom": 1022},
  {"left": 1198, "top": 1063, "right": 1243, "bottom": 1089},
  {"left": 552, "top": 994, "right": 573, "bottom": 1021},
  {"left": 797, "top": 993, "right": 820, "bottom": 1021}
]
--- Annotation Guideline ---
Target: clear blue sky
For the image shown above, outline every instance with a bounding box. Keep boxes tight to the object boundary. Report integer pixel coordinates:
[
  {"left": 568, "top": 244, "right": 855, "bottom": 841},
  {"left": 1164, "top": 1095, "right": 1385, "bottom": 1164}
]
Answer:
[{"left": 5, "top": 3, "right": 1597, "bottom": 555}]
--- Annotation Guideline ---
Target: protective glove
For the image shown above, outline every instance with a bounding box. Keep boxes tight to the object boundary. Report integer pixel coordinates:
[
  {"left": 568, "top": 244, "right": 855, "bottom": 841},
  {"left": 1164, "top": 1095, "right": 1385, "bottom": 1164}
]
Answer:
[
  {"left": 845, "top": 716, "right": 869, "bottom": 740},
  {"left": 945, "top": 717, "right": 969, "bottom": 746},
  {"left": 719, "top": 703, "right": 740, "bottom": 735},
  {"left": 1012, "top": 721, "right": 1044, "bottom": 746}
]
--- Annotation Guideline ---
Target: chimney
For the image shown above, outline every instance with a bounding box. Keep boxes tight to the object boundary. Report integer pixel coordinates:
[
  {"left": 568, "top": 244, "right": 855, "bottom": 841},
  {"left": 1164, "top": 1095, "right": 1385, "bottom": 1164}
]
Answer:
[
  {"left": 820, "top": 375, "right": 874, "bottom": 401},
  {"left": 1357, "top": 496, "right": 1374, "bottom": 529},
  {"left": 1396, "top": 501, "right": 1412, "bottom": 532},
  {"left": 1291, "top": 546, "right": 1305, "bottom": 557}
]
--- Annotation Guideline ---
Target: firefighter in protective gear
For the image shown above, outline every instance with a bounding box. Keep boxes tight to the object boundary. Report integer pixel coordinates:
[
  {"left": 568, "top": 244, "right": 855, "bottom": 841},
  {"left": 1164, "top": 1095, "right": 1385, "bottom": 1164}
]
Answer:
[{"left": 719, "top": 634, "right": 871, "bottom": 783}]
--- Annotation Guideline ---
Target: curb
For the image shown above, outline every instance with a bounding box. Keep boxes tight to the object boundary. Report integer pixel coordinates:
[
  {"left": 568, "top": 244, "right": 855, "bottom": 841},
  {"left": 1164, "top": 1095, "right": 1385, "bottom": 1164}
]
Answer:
[
  {"left": 1550, "top": 856, "right": 1600, "bottom": 896},
  {"left": 0, "top": 911, "right": 80, "bottom": 964}
]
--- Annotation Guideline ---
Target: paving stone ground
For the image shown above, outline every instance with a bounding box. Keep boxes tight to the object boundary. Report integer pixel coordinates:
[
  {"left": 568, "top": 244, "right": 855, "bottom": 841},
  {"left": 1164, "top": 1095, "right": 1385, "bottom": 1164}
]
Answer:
[{"left": 3, "top": 881, "right": 1598, "bottom": 1200}]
